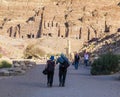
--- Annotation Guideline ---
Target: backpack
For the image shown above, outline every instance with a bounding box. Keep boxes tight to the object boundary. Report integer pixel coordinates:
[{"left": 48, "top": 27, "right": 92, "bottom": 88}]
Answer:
[
  {"left": 59, "top": 59, "right": 70, "bottom": 69},
  {"left": 57, "top": 54, "right": 70, "bottom": 69},
  {"left": 61, "top": 55, "right": 71, "bottom": 67},
  {"left": 57, "top": 57, "right": 65, "bottom": 64},
  {"left": 47, "top": 60, "right": 55, "bottom": 72},
  {"left": 63, "top": 61, "right": 70, "bottom": 68}
]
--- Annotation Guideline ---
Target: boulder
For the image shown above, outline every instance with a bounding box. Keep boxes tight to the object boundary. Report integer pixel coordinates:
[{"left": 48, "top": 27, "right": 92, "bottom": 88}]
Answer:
[
  {"left": 20, "top": 61, "right": 26, "bottom": 66},
  {"left": 27, "top": 64, "right": 33, "bottom": 67},
  {"left": 0, "top": 69, "right": 9, "bottom": 76},
  {"left": 21, "top": 65, "right": 27, "bottom": 70},
  {"left": 13, "top": 63, "right": 21, "bottom": 67}
]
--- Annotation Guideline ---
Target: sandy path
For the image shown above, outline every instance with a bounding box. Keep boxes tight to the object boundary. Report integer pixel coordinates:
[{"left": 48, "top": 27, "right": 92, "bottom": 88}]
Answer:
[{"left": 0, "top": 65, "right": 119, "bottom": 97}]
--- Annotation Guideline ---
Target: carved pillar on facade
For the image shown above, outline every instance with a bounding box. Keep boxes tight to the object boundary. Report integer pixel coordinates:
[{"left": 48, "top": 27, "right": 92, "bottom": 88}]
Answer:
[
  {"left": 7, "top": 26, "right": 13, "bottom": 37},
  {"left": 36, "top": 7, "right": 45, "bottom": 38},
  {"left": 79, "top": 27, "right": 82, "bottom": 39}
]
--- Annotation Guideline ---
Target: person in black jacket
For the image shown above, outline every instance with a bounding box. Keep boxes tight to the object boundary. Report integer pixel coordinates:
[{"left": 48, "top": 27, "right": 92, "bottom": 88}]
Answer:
[
  {"left": 74, "top": 53, "right": 80, "bottom": 70},
  {"left": 46, "top": 56, "right": 55, "bottom": 87},
  {"left": 56, "top": 54, "right": 70, "bottom": 87}
]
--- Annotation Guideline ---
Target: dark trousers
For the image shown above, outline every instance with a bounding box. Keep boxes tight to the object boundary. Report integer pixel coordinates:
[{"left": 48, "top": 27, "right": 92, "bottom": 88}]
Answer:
[
  {"left": 84, "top": 59, "right": 88, "bottom": 66},
  {"left": 47, "top": 71, "right": 54, "bottom": 86},
  {"left": 59, "top": 69, "right": 67, "bottom": 86},
  {"left": 74, "top": 61, "right": 79, "bottom": 70}
]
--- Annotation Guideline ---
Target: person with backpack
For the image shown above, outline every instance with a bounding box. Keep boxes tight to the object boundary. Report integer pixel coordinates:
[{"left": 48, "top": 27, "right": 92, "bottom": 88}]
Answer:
[
  {"left": 56, "top": 53, "right": 70, "bottom": 87},
  {"left": 45, "top": 55, "right": 55, "bottom": 87}
]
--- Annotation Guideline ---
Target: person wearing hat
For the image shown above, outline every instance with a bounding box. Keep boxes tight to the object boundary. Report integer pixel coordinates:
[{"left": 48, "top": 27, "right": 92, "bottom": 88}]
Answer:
[{"left": 46, "top": 55, "right": 55, "bottom": 87}]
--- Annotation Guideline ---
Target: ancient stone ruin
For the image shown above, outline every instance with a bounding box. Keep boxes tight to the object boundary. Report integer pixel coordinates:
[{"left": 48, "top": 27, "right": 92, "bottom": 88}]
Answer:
[{"left": 0, "top": 0, "right": 119, "bottom": 44}]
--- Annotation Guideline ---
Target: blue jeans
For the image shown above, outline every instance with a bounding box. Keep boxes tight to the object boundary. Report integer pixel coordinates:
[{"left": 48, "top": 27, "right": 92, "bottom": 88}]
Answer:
[
  {"left": 84, "top": 60, "right": 88, "bottom": 66},
  {"left": 74, "top": 61, "right": 79, "bottom": 70}
]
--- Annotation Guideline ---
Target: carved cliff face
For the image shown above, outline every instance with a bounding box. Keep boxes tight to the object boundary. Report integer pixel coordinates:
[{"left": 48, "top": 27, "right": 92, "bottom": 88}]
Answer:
[
  {"left": 0, "top": 0, "right": 120, "bottom": 42},
  {"left": 0, "top": 0, "right": 120, "bottom": 58}
]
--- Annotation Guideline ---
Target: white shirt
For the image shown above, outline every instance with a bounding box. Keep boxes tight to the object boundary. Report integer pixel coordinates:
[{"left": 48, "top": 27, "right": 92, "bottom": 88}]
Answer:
[{"left": 84, "top": 54, "right": 89, "bottom": 60}]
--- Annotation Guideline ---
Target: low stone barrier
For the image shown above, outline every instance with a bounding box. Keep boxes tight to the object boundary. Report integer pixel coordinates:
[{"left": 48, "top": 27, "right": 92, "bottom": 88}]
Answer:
[{"left": 0, "top": 60, "right": 36, "bottom": 76}]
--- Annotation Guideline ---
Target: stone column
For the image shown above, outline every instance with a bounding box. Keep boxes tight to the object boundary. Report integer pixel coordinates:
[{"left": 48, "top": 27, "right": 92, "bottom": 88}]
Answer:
[{"left": 66, "top": 38, "right": 71, "bottom": 59}]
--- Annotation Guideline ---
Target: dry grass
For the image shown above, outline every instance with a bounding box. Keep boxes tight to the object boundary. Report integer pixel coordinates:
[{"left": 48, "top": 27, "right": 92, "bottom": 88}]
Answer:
[{"left": 23, "top": 44, "right": 46, "bottom": 59}]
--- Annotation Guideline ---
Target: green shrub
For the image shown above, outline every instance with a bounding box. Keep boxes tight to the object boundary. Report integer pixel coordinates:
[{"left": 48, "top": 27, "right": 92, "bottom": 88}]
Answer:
[
  {"left": 0, "top": 60, "right": 12, "bottom": 68},
  {"left": 91, "top": 52, "right": 120, "bottom": 75},
  {"left": 118, "top": 54, "right": 120, "bottom": 69}
]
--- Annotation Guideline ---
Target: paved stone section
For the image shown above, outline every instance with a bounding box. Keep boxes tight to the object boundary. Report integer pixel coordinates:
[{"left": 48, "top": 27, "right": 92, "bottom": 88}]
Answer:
[{"left": 0, "top": 65, "right": 120, "bottom": 97}]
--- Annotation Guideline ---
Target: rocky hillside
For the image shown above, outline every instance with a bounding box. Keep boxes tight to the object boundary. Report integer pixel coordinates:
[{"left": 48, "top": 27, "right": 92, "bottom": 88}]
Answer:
[{"left": 0, "top": 0, "right": 120, "bottom": 58}]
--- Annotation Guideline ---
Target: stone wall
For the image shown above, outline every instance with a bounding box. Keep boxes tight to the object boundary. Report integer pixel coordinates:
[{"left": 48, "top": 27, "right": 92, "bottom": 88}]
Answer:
[{"left": 0, "top": 60, "right": 36, "bottom": 76}]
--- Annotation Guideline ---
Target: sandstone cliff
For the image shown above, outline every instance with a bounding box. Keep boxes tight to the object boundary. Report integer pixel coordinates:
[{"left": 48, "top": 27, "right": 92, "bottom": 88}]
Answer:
[{"left": 0, "top": 0, "right": 120, "bottom": 58}]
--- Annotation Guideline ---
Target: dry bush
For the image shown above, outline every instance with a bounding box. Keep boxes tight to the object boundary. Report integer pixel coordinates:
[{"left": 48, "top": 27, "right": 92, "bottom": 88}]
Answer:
[
  {"left": 24, "top": 44, "right": 46, "bottom": 59},
  {"left": 0, "top": 54, "right": 2, "bottom": 58}
]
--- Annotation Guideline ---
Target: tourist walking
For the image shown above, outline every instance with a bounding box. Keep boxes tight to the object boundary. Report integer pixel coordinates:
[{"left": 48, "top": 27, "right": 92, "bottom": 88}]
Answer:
[
  {"left": 74, "top": 53, "right": 80, "bottom": 70},
  {"left": 56, "top": 53, "right": 70, "bottom": 87},
  {"left": 45, "top": 56, "right": 55, "bottom": 87},
  {"left": 84, "top": 52, "right": 89, "bottom": 66}
]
